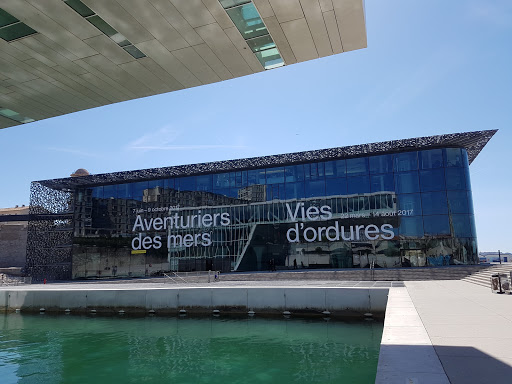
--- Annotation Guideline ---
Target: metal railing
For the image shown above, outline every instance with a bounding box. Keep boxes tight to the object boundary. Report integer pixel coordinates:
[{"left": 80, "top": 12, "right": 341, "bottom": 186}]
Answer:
[
  {"left": 163, "top": 271, "right": 220, "bottom": 284},
  {"left": 0, "top": 274, "right": 32, "bottom": 286}
]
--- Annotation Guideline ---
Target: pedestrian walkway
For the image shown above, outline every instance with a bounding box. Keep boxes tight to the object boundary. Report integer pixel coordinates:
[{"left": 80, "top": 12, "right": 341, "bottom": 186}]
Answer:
[{"left": 377, "top": 280, "right": 512, "bottom": 384}]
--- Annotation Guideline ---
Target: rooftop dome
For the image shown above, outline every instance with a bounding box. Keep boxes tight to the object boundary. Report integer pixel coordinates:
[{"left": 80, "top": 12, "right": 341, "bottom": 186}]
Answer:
[{"left": 70, "top": 168, "right": 90, "bottom": 177}]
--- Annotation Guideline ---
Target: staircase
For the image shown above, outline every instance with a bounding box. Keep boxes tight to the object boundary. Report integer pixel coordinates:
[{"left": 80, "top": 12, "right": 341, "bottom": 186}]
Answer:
[
  {"left": 220, "top": 265, "right": 489, "bottom": 282},
  {"left": 462, "top": 264, "right": 512, "bottom": 287}
]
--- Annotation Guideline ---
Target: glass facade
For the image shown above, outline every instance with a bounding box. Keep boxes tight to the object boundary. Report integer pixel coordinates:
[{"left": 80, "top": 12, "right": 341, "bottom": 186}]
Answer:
[
  {"left": 0, "top": 8, "right": 37, "bottom": 41},
  {"left": 69, "top": 147, "right": 478, "bottom": 278},
  {"left": 220, "top": 1, "right": 285, "bottom": 69},
  {"left": 64, "top": 0, "right": 145, "bottom": 59}
]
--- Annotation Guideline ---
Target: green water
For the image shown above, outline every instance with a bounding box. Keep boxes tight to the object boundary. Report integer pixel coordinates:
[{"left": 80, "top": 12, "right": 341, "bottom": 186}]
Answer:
[{"left": 0, "top": 314, "right": 382, "bottom": 384}]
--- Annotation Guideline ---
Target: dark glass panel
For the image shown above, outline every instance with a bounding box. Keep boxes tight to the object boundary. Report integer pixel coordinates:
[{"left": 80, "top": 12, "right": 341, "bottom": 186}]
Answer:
[
  {"left": 335, "top": 159, "right": 347, "bottom": 177},
  {"left": 254, "top": 47, "right": 284, "bottom": 70},
  {"left": 226, "top": 3, "right": 268, "bottom": 40},
  {"left": 117, "top": 183, "right": 132, "bottom": 199},
  {"left": 131, "top": 181, "right": 148, "bottom": 201},
  {"left": 369, "top": 154, "right": 393, "bottom": 174},
  {"left": 266, "top": 167, "right": 285, "bottom": 184},
  {"left": 347, "top": 176, "right": 370, "bottom": 194},
  {"left": 371, "top": 174, "right": 394, "bottom": 192},
  {"left": 148, "top": 180, "right": 164, "bottom": 189},
  {"left": 397, "top": 193, "right": 421, "bottom": 215},
  {"left": 228, "top": 172, "right": 236, "bottom": 187},
  {"left": 196, "top": 174, "right": 212, "bottom": 192},
  {"left": 423, "top": 215, "right": 450, "bottom": 236},
  {"left": 266, "top": 183, "right": 285, "bottom": 201},
  {"left": 464, "top": 166, "right": 472, "bottom": 191},
  {"left": 123, "top": 45, "right": 146, "bottom": 59},
  {"left": 419, "top": 149, "right": 443, "bottom": 169},
  {"left": 399, "top": 217, "right": 424, "bottom": 237},
  {"left": 375, "top": 239, "right": 401, "bottom": 258},
  {"left": 246, "top": 34, "right": 275, "bottom": 52},
  {"left": 213, "top": 173, "right": 230, "bottom": 189},
  {"left": 394, "top": 172, "right": 420, "bottom": 194},
  {"left": 247, "top": 169, "right": 266, "bottom": 185},
  {"left": 467, "top": 191, "right": 474, "bottom": 214},
  {"left": 103, "top": 185, "right": 116, "bottom": 199},
  {"left": 87, "top": 15, "right": 130, "bottom": 46},
  {"left": 285, "top": 182, "right": 305, "bottom": 200},
  {"left": 325, "top": 177, "right": 347, "bottom": 196},
  {"left": 305, "top": 179, "right": 325, "bottom": 198},
  {"left": 347, "top": 197, "right": 356, "bottom": 212},
  {"left": 91, "top": 186, "right": 103, "bottom": 199},
  {"left": 346, "top": 157, "right": 369, "bottom": 176},
  {"left": 445, "top": 168, "right": 466, "bottom": 190},
  {"left": 0, "top": 108, "right": 34, "bottom": 123},
  {"left": 394, "top": 151, "right": 418, "bottom": 172},
  {"left": 234, "top": 171, "right": 247, "bottom": 187},
  {"left": 304, "top": 162, "right": 324, "bottom": 180},
  {"left": 462, "top": 149, "right": 469, "bottom": 167},
  {"left": 469, "top": 214, "right": 477, "bottom": 237},
  {"left": 370, "top": 195, "right": 378, "bottom": 210},
  {"left": 383, "top": 193, "right": 395, "bottom": 210},
  {"left": 452, "top": 214, "right": 472, "bottom": 237},
  {"left": 0, "top": 8, "right": 18, "bottom": 27},
  {"left": 445, "top": 148, "right": 464, "bottom": 167},
  {"left": 0, "top": 23, "right": 37, "bottom": 41},
  {"left": 284, "top": 164, "right": 304, "bottom": 182},
  {"left": 325, "top": 159, "right": 346, "bottom": 178},
  {"left": 64, "top": 0, "right": 95, "bottom": 17},
  {"left": 177, "top": 176, "right": 195, "bottom": 191},
  {"left": 88, "top": 15, "right": 119, "bottom": 40},
  {"left": 447, "top": 190, "right": 469, "bottom": 214},
  {"left": 219, "top": 0, "right": 251, "bottom": 8},
  {"left": 421, "top": 191, "right": 448, "bottom": 215},
  {"left": 420, "top": 169, "right": 446, "bottom": 192},
  {"left": 324, "top": 161, "right": 335, "bottom": 178},
  {"left": 164, "top": 178, "right": 175, "bottom": 190}
]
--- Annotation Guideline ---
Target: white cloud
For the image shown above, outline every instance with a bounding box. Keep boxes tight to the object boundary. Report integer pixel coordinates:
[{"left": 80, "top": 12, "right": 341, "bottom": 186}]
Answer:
[
  {"left": 130, "top": 144, "right": 247, "bottom": 150},
  {"left": 126, "top": 125, "right": 246, "bottom": 152},
  {"left": 126, "top": 125, "right": 181, "bottom": 152}
]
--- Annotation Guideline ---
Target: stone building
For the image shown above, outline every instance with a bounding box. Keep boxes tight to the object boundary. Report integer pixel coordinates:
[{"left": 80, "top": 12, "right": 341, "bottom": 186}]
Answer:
[{"left": 0, "top": 206, "right": 29, "bottom": 270}]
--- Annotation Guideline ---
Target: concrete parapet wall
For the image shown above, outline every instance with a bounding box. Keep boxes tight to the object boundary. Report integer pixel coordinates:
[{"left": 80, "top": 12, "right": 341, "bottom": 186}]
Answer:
[{"left": 0, "top": 287, "right": 388, "bottom": 315}]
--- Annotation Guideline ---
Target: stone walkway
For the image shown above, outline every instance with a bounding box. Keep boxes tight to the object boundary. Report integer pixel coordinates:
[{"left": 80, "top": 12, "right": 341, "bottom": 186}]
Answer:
[
  {"left": 377, "top": 280, "right": 512, "bottom": 384},
  {"left": 0, "top": 279, "right": 404, "bottom": 290}
]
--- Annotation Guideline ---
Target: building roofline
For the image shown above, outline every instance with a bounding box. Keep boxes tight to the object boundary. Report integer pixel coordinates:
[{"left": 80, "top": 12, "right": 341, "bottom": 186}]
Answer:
[{"left": 37, "top": 130, "right": 497, "bottom": 190}]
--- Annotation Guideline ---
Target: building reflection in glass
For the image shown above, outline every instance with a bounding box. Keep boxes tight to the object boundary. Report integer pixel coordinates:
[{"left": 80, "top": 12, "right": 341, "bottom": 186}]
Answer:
[{"left": 69, "top": 148, "right": 478, "bottom": 278}]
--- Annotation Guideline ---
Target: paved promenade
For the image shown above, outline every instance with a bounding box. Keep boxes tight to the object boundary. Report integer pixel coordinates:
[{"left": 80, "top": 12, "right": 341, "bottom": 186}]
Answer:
[
  {"left": 377, "top": 280, "right": 512, "bottom": 384},
  {"left": 0, "top": 278, "right": 403, "bottom": 290}
]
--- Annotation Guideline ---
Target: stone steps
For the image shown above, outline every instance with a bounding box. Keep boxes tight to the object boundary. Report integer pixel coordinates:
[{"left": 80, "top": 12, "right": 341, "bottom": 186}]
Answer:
[
  {"left": 462, "top": 264, "right": 512, "bottom": 288},
  {"left": 218, "top": 265, "right": 488, "bottom": 282}
]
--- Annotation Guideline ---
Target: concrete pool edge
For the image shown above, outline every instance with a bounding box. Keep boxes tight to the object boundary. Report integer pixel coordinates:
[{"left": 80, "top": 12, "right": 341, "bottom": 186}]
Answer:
[
  {"left": 376, "top": 286, "right": 450, "bottom": 384},
  {"left": 0, "top": 286, "right": 388, "bottom": 316}
]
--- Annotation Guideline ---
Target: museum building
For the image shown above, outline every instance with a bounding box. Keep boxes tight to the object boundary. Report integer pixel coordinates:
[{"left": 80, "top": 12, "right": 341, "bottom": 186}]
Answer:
[{"left": 26, "top": 130, "right": 496, "bottom": 280}]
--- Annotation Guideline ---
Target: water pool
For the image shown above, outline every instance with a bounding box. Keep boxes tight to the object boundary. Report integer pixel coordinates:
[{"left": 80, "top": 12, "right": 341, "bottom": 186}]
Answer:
[{"left": 0, "top": 314, "right": 382, "bottom": 384}]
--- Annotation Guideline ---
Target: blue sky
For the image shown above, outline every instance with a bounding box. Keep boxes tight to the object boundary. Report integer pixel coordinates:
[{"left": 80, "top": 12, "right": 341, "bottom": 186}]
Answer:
[{"left": 0, "top": 0, "right": 510, "bottom": 252}]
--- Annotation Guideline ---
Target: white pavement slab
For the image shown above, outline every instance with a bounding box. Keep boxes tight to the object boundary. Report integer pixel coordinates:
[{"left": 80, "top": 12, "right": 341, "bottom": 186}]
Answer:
[
  {"left": 406, "top": 280, "right": 512, "bottom": 384},
  {"left": 376, "top": 287, "right": 450, "bottom": 384}
]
